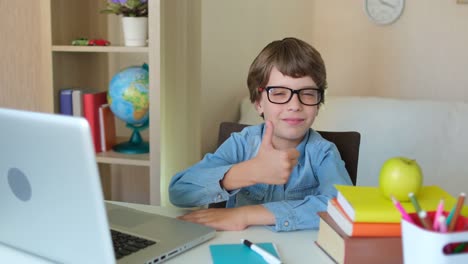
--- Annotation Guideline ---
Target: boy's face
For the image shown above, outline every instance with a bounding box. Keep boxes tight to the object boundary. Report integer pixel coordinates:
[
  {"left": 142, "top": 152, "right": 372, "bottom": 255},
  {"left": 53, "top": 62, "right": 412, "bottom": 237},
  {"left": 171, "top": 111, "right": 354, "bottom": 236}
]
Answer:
[{"left": 255, "top": 67, "right": 319, "bottom": 148}]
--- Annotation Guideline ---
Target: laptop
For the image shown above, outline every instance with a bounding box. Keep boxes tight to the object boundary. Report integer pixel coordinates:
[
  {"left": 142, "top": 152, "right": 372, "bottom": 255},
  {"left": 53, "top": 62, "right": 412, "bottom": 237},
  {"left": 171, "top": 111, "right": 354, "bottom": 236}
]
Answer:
[{"left": 0, "top": 107, "right": 215, "bottom": 264}]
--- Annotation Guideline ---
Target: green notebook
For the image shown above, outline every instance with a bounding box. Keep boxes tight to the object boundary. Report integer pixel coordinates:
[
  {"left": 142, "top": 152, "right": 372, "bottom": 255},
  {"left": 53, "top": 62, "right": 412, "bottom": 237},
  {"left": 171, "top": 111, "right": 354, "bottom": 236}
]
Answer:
[
  {"left": 210, "top": 242, "right": 280, "bottom": 264},
  {"left": 335, "top": 185, "right": 468, "bottom": 223}
]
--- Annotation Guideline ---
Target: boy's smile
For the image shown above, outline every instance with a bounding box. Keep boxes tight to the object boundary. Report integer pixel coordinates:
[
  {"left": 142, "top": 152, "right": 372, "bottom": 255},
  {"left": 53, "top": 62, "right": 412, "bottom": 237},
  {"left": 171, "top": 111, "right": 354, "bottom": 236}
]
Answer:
[{"left": 255, "top": 67, "right": 319, "bottom": 150}]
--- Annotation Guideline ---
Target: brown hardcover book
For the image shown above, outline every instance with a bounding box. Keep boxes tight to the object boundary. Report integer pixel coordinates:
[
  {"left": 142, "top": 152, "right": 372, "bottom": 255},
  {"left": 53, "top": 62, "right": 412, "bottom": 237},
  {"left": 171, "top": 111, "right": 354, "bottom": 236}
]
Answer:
[
  {"left": 315, "top": 212, "right": 403, "bottom": 264},
  {"left": 98, "top": 104, "right": 116, "bottom": 152}
]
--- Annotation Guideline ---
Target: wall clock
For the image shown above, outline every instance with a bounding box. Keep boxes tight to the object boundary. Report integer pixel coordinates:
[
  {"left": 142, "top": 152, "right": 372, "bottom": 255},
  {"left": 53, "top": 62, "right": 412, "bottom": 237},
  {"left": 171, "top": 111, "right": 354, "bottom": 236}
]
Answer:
[{"left": 365, "top": 0, "right": 405, "bottom": 25}]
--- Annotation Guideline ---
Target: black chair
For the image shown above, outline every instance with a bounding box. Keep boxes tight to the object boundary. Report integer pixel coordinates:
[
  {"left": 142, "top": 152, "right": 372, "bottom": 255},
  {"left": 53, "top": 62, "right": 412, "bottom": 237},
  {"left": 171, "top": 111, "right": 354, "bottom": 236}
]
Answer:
[{"left": 209, "top": 122, "right": 361, "bottom": 208}]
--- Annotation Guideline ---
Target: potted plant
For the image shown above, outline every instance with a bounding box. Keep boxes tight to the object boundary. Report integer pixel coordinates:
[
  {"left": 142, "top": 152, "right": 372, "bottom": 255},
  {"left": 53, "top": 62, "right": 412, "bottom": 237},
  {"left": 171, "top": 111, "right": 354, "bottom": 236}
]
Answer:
[{"left": 101, "top": 0, "right": 149, "bottom": 47}]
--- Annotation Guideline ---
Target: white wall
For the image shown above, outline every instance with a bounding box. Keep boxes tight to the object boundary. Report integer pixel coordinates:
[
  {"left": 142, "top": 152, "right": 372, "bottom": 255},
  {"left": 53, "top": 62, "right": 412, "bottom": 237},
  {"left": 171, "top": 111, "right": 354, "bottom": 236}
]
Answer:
[
  {"left": 199, "top": 0, "right": 468, "bottom": 155},
  {"left": 200, "top": 0, "right": 316, "bottom": 154},
  {"left": 311, "top": 0, "right": 468, "bottom": 100}
]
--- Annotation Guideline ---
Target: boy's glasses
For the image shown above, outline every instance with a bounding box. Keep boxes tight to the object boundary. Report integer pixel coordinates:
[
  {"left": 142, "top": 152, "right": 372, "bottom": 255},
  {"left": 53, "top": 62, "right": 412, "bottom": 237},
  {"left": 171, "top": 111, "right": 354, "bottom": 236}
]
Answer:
[{"left": 259, "top": 86, "right": 323, "bottom": 106}]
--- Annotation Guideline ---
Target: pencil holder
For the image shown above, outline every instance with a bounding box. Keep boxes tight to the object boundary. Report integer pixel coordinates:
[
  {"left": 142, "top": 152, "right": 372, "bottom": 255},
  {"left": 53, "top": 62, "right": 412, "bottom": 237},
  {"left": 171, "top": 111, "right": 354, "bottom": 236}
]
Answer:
[{"left": 401, "top": 211, "right": 468, "bottom": 264}]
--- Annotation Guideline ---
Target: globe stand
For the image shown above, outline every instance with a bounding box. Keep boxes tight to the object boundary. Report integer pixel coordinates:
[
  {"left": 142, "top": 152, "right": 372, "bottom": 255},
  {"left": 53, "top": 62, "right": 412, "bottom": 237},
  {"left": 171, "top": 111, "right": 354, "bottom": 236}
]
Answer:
[{"left": 113, "top": 121, "right": 149, "bottom": 154}]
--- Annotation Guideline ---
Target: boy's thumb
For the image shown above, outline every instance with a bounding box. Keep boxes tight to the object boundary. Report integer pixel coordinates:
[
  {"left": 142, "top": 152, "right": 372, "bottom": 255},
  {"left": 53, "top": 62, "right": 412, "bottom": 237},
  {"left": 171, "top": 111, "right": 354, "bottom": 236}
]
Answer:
[{"left": 261, "top": 120, "right": 274, "bottom": 149}]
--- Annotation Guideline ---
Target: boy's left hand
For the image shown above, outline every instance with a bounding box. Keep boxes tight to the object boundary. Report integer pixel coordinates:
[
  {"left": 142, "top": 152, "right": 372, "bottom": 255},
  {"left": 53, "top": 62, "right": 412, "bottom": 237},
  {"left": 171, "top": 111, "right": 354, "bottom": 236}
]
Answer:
[
  {"left": 177, "top": 208, "right": 248, "bottom": 231},
  {"left": 177, "top": 205, "right": 275, "bottom": 231}
]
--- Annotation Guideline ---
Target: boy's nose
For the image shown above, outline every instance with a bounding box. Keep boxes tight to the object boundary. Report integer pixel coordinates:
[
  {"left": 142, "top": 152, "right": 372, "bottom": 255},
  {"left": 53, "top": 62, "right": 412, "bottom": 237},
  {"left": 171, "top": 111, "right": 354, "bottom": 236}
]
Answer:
[{"left": 287, "top": 94, "right": 302, "bottom": 111}]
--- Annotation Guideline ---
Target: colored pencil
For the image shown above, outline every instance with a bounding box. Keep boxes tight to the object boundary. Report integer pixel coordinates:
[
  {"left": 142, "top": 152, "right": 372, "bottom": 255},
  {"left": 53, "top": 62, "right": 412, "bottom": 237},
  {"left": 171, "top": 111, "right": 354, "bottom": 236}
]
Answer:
[
  {"left": 448, "top": 193, "right": 466, "bottom": 232},
  {"left": 433, "top": 199, "right": 444, "bottom": 231}
]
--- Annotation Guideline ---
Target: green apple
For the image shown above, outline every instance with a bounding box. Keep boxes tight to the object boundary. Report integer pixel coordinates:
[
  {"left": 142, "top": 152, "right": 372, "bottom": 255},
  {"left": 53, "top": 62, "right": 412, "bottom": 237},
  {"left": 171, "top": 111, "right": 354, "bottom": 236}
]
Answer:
[{"left": 379, "top": 156, "right": 423, "bottom": 202}]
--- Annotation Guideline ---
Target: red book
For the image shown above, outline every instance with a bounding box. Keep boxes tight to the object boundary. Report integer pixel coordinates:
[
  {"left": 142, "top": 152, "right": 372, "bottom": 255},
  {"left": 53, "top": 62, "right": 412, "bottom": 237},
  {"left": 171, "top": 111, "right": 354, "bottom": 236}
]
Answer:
[
  {"left": 327, "top": 198, "right": 401, "bottom": 237},
  {"left": 83, "top": 91, "right": 107, "bottom": 152}
]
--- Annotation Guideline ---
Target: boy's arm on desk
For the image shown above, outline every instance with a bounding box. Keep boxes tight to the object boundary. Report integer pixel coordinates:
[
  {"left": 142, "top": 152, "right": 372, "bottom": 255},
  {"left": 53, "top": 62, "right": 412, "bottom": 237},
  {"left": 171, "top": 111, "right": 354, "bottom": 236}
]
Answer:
[{"left": 110, "top": 201, "right": 334, "bottom": 264}]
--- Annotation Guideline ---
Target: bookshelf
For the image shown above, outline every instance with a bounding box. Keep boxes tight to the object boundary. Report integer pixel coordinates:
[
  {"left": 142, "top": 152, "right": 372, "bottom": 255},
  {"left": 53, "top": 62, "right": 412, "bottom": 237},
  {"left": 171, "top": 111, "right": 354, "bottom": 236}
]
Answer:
[{"left": 41, "top": 0, "right": 169, "bottom": 205}]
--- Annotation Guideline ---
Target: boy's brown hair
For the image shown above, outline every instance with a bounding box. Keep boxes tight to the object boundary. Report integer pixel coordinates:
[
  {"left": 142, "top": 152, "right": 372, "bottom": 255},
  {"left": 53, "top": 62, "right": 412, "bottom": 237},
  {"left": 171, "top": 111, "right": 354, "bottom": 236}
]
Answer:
[{"left": 247, "top": 37, "right": 327, "bottom": 104}]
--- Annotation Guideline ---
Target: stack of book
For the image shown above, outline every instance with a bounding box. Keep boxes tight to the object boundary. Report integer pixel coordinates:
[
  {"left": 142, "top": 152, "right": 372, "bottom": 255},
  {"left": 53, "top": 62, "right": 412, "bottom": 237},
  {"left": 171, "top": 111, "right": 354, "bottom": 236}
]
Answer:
[
  {"left": 59, "top": 89, "right": 116, "bottom": 153},
  {"left": 315, "top": 185, "right": 466, "bottom": 264},
  {"left": 316, "top": 212, "right": 402, "bottom": 264}
]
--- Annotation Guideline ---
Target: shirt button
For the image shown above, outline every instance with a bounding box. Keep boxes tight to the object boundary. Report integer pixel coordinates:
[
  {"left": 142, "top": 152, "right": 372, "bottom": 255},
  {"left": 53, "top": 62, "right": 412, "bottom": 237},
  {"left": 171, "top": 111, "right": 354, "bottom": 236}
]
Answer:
[
  {"left": 217, "top": 194, "right": 222, "bottom": 201},
  {"left": 283, "top": 221, "right": 289, "bottom": 227},
  {"left": 245, "top": 191, "right": 250, "bottom": 195}
]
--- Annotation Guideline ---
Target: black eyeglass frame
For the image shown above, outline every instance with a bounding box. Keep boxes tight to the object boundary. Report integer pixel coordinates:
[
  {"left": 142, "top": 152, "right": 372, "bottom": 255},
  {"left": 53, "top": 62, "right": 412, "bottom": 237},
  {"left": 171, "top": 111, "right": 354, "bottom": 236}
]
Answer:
[{"left": 260, "top": 86, "right": 324, "bottom": 106}]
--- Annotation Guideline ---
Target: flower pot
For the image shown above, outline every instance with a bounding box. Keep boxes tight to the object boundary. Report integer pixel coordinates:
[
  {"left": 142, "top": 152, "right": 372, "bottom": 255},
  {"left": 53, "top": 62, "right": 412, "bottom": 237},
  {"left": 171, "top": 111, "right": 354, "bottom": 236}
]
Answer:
[{"left": 121, "top": 17, "right": 148, "bottom": 47}]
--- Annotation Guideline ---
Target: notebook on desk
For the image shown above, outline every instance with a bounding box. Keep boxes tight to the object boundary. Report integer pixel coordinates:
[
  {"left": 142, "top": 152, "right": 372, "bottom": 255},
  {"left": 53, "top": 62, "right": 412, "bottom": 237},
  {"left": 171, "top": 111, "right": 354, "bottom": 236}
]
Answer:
[{"left": 0, "top": 107, "right": 215, "bottom": 264}]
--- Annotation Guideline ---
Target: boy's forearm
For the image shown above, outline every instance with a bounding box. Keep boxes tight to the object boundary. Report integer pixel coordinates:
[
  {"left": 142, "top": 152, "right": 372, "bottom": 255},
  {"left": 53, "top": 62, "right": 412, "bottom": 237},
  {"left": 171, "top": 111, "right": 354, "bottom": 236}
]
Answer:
[
  {"left": 220, "top": 158, "right": 259, "bottom": 190},
  {"left": 240, "top": 205, "right": 276, "bottom": 226}
]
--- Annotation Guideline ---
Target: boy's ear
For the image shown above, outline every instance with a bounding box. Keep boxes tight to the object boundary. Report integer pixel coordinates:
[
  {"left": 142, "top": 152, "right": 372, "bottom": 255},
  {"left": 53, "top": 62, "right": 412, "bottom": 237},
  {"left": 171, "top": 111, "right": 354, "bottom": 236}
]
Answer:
[{"left": 254, "top": 100, "right": 263, "bottom": 116}]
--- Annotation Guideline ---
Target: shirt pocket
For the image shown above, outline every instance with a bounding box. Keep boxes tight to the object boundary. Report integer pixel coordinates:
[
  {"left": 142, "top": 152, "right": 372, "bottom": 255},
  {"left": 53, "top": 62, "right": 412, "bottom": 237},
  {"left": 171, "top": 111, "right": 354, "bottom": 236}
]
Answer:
[
  {"left": 237, "top": 184, "right": 267, "bottom": 205},
  {"left": 286, "top": 182, "right": 319, "bottom": 200}
]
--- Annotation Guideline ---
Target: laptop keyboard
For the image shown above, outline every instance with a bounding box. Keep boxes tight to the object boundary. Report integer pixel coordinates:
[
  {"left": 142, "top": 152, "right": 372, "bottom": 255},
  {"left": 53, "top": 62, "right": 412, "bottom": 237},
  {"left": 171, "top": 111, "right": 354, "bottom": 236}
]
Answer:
[{"left": 111, "top": 229, "right": 157, "bottom": 259}]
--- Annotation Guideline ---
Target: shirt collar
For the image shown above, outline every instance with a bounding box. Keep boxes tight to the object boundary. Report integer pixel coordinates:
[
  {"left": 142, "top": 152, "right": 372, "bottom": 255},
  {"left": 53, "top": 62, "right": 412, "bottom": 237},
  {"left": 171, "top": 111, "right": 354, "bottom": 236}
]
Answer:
[{"left": 296, "top": 129, "right": 310, "bottom": 167}]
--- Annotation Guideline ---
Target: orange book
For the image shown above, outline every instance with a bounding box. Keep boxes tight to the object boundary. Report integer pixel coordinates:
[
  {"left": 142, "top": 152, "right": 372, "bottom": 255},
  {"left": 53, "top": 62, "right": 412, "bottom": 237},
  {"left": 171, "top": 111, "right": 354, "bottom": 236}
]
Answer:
[{"left": 328, "top": 198, "right": 401, "bottom": 237}]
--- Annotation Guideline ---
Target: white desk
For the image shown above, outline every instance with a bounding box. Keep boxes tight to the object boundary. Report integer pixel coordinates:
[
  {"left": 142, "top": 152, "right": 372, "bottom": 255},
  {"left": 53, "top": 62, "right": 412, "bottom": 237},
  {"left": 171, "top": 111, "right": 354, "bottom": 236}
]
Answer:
[
  {"left": 0, "top": 202, "right": 334, "bottom": 264},
  {"left": 118, "top": 202, "right": 334, "bottom": 264}
]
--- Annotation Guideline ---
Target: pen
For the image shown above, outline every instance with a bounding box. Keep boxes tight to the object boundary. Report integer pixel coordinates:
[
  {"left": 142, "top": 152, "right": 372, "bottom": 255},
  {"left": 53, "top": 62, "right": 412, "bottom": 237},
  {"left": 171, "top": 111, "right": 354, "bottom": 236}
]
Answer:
[
  {"left": 438, "top": 215, "right": 447, "bottom": 233},
  {"left": 453, "top": 243, "right": 467, "bottom": 254},
  {"left": 433, "top": 199, "right": 444, "bottom": 231},
  {"left": 241, "top": 239, "right": 282, "bottom": 264},
  {"left": 418, "top": 210, "right": 432, "bottom": 230},
  {"left": 391, "top": 196, "right": 414, "bottom": 223},
  {"left": 448, "top": 192, "right": 466, "bottom": 232}
]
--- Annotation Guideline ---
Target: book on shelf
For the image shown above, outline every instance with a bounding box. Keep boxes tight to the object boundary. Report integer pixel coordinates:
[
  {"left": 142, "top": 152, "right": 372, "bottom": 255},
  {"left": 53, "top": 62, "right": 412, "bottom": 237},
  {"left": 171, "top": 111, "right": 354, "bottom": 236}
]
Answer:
[
  {"left": 335, "top": 185, "right": 468, "bottom": 223},
  {"left": 316, "top": 212, "right": 403, "bottom": 264},
  {"left": 72, "top": 89, "right": 84, "bottom": 117},
  {"left": 83, "top": 91, "right": 108, "bottom": 153},
  {"left": 327, "top": 198, "right": 401, "bottom": 237},
  {"left": 59, "top": 89, "right": 73, "bottom": 115},
  {"left": 98, "top": 104, "right": 116, "bottom": 152}
]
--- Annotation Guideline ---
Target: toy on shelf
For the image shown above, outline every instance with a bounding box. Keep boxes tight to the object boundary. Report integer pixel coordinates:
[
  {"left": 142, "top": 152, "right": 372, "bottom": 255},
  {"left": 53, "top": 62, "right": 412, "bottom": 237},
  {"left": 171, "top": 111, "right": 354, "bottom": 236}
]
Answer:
[
  {"left": 71, "top": 38, "right": 111, "bottom": 46},
  {"left": 88, "top": 39, "right": 111, "bottom": 46},
  {"left": 71, "top": 38, "right": 89, "bottom": 46}
]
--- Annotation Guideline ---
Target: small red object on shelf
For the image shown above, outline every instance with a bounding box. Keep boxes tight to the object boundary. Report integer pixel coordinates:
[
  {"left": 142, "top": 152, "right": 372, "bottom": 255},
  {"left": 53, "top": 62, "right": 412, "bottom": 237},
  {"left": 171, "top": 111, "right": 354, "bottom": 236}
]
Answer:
[{"left": 88, "top": 39, "right": 111, "bottom": 46}]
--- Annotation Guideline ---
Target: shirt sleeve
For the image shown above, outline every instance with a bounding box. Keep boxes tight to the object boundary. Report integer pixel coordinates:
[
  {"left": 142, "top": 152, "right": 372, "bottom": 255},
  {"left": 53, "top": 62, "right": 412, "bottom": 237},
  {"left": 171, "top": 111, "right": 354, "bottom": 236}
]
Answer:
[
  {"left": 168, "top": 133, "right": 248, "bottom": 207},
  {"left": 262, "top": 142, "right": 352, "bottom": 232}
]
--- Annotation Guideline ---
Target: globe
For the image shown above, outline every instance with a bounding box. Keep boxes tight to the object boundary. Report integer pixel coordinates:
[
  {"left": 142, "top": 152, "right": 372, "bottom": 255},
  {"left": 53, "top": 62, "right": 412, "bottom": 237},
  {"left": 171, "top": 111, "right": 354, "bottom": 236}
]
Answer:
[{"left": 108, "top": 63, "right": 150, "bottom": 154}]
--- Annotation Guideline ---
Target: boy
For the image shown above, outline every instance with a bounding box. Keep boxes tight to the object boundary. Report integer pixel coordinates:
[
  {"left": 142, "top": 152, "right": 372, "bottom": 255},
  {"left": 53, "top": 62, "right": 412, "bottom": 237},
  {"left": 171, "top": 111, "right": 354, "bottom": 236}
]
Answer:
[{"left": 169, "top": 37, "right": 352, "bottom": 232}]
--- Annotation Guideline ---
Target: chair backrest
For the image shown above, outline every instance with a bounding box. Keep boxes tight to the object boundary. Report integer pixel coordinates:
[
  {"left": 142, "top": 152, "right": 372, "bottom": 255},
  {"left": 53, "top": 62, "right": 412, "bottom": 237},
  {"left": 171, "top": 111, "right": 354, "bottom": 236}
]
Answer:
[
  {"left": 217, "top": 122, "right": 361, "bottom": 185},
  {"left": 210, "top": 122, "right": 360, "bottom": 208}
]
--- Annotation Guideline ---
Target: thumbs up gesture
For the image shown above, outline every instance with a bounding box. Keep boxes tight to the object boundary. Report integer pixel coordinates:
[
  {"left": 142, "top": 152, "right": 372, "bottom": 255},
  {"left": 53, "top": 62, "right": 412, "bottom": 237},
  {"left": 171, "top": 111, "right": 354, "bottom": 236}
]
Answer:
[{"left": 254, "top": 121, "right": 300, "bottom": 185}]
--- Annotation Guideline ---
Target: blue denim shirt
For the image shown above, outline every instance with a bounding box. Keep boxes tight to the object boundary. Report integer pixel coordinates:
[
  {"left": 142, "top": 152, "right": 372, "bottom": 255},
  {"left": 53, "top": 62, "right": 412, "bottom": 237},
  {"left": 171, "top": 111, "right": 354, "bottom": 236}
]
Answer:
[{"left": 169, "top": 124, "right": 352, "bottom": 231}]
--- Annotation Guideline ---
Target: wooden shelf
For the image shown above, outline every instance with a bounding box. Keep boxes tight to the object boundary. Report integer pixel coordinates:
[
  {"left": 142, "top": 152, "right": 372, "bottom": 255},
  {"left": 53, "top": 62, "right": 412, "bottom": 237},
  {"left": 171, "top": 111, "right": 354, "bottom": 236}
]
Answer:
[
  {"left": 96, "top": 150, "right": 150, "bottom": 166},
  {"left": 43, "top": 0, "right": 197, "bottom": 206},
  {"left": 52, "top": 45, "right": 148, "bottom": 53},
  {"left": 45, "top": 0, "right": 162, "bottom": 205},
  {"left": 96, "top": 136, "right": 150, "bottom": 166}
]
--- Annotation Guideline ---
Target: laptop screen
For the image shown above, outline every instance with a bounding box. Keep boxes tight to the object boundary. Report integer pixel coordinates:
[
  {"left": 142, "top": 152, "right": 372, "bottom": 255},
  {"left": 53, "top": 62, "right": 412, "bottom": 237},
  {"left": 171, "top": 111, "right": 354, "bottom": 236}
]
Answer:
[{"left": 0, "top": 108, "right": 114, "bottom": 263}]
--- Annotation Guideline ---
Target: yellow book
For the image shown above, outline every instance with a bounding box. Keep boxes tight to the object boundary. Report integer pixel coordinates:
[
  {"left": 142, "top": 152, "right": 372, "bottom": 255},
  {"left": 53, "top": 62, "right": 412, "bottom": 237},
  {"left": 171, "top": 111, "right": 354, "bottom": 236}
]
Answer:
[{"left": 335, "top": 185, "right": 468, "bottom": 223}]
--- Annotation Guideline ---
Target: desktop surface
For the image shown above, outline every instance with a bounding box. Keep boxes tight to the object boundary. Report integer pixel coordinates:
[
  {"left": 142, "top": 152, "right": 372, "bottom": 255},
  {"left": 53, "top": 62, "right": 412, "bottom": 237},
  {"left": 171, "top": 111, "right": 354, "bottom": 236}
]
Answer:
[
  {"left": 114, "top": 202, "right": 334, "bottom": 264},
  {"left": 0, "top": 201, "right": 334, "bottom": 264}
]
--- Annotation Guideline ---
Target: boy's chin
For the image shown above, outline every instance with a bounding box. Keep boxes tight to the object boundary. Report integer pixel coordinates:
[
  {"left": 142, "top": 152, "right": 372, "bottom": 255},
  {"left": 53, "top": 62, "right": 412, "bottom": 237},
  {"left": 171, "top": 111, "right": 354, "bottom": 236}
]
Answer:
[{"left": 278, "top": 128, "right": 308, "bottom": 142}]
